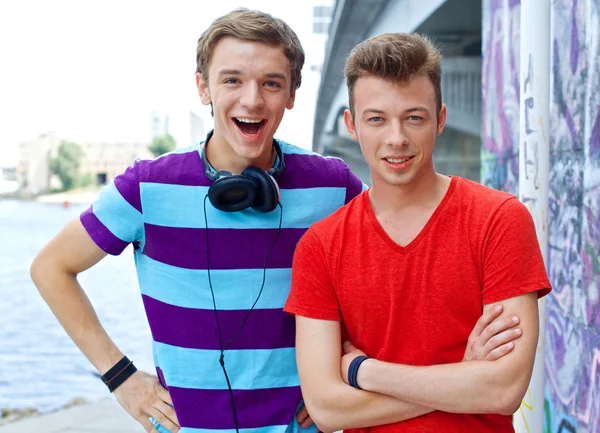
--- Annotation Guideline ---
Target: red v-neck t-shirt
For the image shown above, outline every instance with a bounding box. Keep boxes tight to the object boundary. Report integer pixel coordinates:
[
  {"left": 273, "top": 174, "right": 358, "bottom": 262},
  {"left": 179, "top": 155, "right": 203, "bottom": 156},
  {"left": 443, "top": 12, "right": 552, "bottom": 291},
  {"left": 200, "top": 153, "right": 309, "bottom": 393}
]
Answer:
[{"left": 285, "top": 176, "right": 551, "bottom": 433}]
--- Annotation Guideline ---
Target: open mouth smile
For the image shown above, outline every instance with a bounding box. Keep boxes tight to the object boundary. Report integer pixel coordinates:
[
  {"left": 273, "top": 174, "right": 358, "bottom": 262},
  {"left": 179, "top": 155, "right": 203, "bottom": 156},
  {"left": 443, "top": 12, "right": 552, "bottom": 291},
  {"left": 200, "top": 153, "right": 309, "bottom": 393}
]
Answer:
[{"left": 233, "top": 117, "right": 267, "bottom": 137}]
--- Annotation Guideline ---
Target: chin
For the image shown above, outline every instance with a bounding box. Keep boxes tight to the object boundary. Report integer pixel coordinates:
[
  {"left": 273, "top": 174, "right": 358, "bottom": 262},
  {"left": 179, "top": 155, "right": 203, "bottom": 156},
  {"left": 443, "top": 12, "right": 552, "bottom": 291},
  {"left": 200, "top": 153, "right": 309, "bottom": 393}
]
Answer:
[{"left": 233, "top": 140, "right": 268, "bottom": 159}]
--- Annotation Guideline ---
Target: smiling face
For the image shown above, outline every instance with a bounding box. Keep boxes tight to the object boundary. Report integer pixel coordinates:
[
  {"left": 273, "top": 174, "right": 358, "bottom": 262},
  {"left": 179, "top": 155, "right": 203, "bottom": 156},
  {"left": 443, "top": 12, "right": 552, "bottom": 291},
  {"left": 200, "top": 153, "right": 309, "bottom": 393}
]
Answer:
[
  {"left": 344, "top": 74, "right": 446, "bottom": 188},
  {"left": 196, "top": 36, "right": 295, "bottom": 171}
]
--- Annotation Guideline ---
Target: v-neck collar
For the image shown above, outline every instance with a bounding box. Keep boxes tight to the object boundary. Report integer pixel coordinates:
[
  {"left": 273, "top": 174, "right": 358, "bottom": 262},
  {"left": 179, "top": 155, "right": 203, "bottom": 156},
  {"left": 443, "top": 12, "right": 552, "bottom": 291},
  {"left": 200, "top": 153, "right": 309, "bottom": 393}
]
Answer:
[{"left": 364, "top": 176, "right": 458, "bottom": 254}]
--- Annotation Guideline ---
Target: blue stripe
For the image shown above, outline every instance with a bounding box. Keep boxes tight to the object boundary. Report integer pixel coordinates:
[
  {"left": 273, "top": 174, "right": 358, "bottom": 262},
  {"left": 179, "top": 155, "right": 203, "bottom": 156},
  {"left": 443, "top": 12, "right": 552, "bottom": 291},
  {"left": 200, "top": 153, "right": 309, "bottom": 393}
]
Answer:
[
  {"left": 155, "top": 424, "right": 296, "bottom": 433},
  {"left": 157, "top": 143, "right": 200, "bottom": 158},
  {"left": 154, "top": 342, "right": 298, "bottom": 390},
  {"left": 279, "top": 140, "right": 319, "bottom": 156},
  {"left": 92, "top": 182, "right": 142, "bottom": 243},
  {"left": 139, "top": 184, "right": 345, "bottom": 229},
  {"left": 136, "top": 255, "right": 292, "bottom": 310}
]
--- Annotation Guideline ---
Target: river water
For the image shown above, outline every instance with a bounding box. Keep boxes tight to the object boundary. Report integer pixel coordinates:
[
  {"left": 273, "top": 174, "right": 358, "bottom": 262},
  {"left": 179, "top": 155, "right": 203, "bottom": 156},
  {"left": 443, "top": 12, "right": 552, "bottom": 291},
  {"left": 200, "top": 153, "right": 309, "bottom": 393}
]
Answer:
[{"left": 0, "top": 198, "right": 154, "bottom": 412}]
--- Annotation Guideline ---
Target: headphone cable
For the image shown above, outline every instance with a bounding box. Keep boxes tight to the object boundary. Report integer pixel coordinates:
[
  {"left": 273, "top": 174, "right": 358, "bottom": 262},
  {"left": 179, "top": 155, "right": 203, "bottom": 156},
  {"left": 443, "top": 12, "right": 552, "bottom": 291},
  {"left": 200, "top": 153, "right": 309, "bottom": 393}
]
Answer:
[{"left": 203, "top": 196, "right": 284, "bottom": 433}]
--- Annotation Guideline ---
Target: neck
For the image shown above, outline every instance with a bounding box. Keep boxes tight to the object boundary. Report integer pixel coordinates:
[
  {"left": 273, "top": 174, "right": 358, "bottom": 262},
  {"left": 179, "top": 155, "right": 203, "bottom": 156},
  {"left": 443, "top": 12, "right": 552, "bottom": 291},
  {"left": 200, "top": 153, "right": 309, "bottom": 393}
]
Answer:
[
  {"left": 369, "top": 166, "right": 450, "bottom": 214},
  {"left": 205, "top": 131, "right": 275, "bottom": 174}
]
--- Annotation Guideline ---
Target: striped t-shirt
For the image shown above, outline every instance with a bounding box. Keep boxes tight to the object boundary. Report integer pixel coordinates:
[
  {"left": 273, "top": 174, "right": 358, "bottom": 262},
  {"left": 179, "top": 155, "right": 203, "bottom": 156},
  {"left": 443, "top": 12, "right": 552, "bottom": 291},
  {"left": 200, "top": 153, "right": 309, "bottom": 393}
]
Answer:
[{"left": 80, "top": 138, "right": 365, "bottom": 433}]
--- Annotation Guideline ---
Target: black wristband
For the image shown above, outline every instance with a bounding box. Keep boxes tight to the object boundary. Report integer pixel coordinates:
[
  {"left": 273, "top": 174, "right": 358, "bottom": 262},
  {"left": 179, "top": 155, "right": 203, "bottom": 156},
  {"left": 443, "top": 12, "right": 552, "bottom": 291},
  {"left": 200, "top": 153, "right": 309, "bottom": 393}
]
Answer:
[
  {"left": 101, "top": 356, "right": 137, "bottom": 393},
  {"left": 348, "top": 355, "right": 371, "bottom": 390},
  {"left": 107, "top": 362, "right": 137, "bottom": 392}
]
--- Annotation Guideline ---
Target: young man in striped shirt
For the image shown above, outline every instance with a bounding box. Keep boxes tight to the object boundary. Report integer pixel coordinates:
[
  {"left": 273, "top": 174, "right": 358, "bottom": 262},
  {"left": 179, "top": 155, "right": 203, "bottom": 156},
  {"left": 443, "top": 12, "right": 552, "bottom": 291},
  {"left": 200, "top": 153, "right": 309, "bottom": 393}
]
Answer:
[{"left": 31, "top": 10, "right": 523, "bottom": 433}]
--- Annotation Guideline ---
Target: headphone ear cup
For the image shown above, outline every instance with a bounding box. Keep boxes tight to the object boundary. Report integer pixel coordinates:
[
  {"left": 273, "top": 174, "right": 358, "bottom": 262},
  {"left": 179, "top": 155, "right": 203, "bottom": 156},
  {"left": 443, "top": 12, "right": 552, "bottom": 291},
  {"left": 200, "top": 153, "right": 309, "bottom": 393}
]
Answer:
[
  {"left": 208, "top": 175, "right": 259, "bottom": 212},
  {"left": 242, "top": 166, "right": 280, "bottom": 213}
]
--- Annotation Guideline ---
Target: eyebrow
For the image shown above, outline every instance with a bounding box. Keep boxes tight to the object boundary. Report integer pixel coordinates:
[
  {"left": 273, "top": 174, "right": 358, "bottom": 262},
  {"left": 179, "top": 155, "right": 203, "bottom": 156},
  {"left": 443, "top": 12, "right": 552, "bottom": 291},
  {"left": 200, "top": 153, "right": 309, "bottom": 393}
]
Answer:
[
  {"left": 217, "top": 69, "right": 242, "bottom": 77},
  {"left": 362, "top": 106, "right": 431, "bottom": 116},
  {"left": 216, "top": 69, "right": 288, "bottom": 81},
  {"left": 405, "top": 106, "right": 430, "bottom": 113},
  {"left": 363, "top": 108, "right": 385, "bottom": 115},
  {"left": 264, "top": 72, "right": 288, "bottom": 81}
]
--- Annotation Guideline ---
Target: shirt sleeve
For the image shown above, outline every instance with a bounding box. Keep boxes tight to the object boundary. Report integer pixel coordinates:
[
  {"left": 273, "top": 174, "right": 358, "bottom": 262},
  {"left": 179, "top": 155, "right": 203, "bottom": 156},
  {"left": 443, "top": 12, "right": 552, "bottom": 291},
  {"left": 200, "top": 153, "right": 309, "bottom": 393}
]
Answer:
[
  {"left": 481, "top": 197, "right": 552, "bottom": 304},
  {"left": 79, "top": 160, "right": 145, "bottom": 255},
  {"left": 344, "top": 164, "right": 368, "bottom": 204},
  {"left": 284, "top": 228, "right": 341, "bottom": 321}
]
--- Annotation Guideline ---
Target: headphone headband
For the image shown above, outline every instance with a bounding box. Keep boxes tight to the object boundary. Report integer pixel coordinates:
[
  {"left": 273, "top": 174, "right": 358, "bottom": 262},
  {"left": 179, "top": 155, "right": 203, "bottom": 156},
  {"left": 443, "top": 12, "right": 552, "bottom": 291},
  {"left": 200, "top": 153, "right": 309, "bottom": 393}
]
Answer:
[{"left": 200, "top": 130, "right": 286, "bottom": 181}]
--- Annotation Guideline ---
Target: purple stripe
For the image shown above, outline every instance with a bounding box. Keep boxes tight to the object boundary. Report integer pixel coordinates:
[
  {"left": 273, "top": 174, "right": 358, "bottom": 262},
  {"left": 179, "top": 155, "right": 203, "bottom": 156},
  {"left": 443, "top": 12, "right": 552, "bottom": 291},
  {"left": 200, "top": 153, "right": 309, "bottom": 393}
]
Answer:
[
  {"left": 170, "top": 386, "right": 301, "bottom": 429},
  {"left": 344, "top": 166, "right": 363, "bottom": 204},
  {"left": 142, "top": 295, "right": 295, "bottom": 350},
  {"left": 277, "top": 153, "right": 348, "bottom": 189},
  {"left": 138, "top": 151, "right": 213, "bottom": 187},
  {"left": 119, "top": 148, "right": 350, "bottom": 192},
  {"left": 80, "top": 207, "right": 129, "bottom": 255},
  {"left": 143, "top": 224, "right": 306, "bottom": 270},
  {"left": 114, "top": 163, "right": 143, "bottom": 213},
  {"left": 157, "top": 367, "right": 167, "bottom": 388}
]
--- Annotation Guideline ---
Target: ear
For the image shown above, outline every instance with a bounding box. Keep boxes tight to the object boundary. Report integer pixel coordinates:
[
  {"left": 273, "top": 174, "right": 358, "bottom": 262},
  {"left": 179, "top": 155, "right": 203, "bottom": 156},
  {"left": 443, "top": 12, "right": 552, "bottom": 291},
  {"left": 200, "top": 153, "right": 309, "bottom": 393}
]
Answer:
[
  {"left": 286, "top": 89, "right": 296, "bottom": 110},
  {"left": 344, "top": 109, "right": 359, "bottom": 141},
  {"left": 196, "top": 72, "right": 212, "bottom": 106},
  {"left": 436, "top": 103, "right": 447, "bottom": 136}
]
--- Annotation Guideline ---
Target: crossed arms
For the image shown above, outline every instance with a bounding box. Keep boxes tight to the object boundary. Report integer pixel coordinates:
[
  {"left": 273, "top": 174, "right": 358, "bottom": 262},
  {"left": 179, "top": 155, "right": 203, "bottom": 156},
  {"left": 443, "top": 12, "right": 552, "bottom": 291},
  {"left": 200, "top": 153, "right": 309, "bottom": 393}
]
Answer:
[{"left": 295, "top": 292, "right": 539, "bottom": 432}]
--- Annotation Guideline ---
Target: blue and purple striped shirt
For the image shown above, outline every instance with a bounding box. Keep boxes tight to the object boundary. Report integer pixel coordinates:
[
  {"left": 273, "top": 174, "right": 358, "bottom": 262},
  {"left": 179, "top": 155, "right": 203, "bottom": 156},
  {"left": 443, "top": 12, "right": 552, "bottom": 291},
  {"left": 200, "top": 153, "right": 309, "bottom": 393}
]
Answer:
[{"left": 80, "top": 139, "right": 365, "bottom": 433}]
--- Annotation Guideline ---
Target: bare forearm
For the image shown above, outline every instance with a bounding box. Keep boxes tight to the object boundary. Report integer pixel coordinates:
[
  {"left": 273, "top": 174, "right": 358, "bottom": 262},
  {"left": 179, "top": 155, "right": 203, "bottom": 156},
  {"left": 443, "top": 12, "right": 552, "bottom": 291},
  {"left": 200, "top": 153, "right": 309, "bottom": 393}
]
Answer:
[
  {"left": 358, "top": 358, "right": 528, "bottom": 415},
  {"left": 31, "top": 262, "right": 123, "bottom": 374},
  {"left": 306, "top": 381, "right": 432, "bottom": 432}
]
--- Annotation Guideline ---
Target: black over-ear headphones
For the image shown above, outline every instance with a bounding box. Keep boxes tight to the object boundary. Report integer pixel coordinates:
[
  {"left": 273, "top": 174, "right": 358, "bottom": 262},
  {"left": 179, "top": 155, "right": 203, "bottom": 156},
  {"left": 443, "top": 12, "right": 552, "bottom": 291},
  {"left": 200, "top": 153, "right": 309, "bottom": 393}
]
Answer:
[{"left": 200, "top": 131, "right": 286, "bottom": 213}]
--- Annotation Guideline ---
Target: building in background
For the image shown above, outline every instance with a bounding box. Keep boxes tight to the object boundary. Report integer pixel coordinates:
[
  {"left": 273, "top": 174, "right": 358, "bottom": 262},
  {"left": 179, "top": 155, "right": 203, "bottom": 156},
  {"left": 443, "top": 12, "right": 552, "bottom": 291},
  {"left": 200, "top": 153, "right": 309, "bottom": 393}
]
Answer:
[
  {"left": 17, "top": 132, "right": 60, "bottom": 195},
  {"left": 189, "top": 110, "right": 205, "bottom": 145},
  {"left": 78, "top": 141, "right": 153, "bottom": 186},
  {"left": 317, "top": 1, "right": 600, "bottom": 432},
  {"left": 151, "top": 111, "right": 170, "bottom": 139},
  {"left": 17, "top": 133, "right": 153, "bottom": 194}
]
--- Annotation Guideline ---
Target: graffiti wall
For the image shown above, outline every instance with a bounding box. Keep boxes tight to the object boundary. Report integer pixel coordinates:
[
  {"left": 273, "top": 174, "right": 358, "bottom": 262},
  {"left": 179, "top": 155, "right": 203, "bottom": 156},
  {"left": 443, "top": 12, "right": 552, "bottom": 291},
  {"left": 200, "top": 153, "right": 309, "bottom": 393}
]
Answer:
[{"left": 483, "top": 0, "right": 600, "bottom": 432}]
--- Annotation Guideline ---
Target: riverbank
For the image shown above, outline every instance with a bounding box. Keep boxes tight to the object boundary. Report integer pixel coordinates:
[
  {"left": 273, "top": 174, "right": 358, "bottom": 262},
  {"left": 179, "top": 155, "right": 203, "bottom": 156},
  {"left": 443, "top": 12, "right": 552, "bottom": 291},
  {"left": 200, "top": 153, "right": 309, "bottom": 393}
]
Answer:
[
  {"left": 0, "top": 398, "right": 88, "bottom": 426},
  {"left": 35, "top": 190, "right": 100, "bottom": 205},
  {"left": 0, "top": 188, "right": 100, "bottom": 205},
  {"left": 0, "top": 398, "right": 143, "bottom": 433}
]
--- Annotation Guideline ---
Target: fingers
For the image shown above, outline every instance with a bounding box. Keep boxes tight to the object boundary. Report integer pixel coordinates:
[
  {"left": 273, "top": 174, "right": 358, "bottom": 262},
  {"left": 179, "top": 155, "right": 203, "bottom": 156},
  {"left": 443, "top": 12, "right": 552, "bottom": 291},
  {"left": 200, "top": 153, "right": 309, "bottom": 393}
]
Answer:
[
  {"left": 301, "top": 415, "right": 315, "bottom": 428},
  {"left": 155, "top": 400, "right": 180, "bottom": 431},
  {"left": 469, "top": 305, "right": 503, "bottom": 340},
  {"left": 149, "top": 407, "right": 180, "bottom": 433},
  {"left": 296, "top": 406, "right": 308, "bottom": 423},
  {"left": 486, "top": 341, "right": 515, "bottom": 361},
  {"left": 480, "top": 315, "right": 520, "bottom": 344},
  {"left": 137, "top": 416, "right": 159, "bottom": 433},
  {"left": 156, "top": 384, "right": 174, "bottom": 406},
  {"left": 296, "top": 406, "right": 313, "bottom": 428},
  {"left": 484, "top": 327, "right": 522, "bottom": 358},
  {"left": 343, "top": 341, "right": 356, "bottom": 353}
]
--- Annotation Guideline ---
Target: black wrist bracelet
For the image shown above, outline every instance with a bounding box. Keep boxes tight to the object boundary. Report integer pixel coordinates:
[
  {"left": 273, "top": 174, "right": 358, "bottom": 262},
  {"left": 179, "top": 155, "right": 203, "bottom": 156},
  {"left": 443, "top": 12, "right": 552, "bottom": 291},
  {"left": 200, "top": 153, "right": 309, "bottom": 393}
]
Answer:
[
  {"left": 107, "top": 362, "right": 137, "bottom": 392},
  {"left": 348, "top": 355, "right": 371, "bottom": 390},
  {"left": 101, "top": 356, "right": 138, "bottom": 393}
]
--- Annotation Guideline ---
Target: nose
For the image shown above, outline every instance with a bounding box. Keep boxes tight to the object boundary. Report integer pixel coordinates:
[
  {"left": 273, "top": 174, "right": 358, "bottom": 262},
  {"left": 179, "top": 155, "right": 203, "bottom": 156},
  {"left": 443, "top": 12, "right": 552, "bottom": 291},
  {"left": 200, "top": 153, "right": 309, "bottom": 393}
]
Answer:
[
  {"left": 240, "top": 82, "right": 264, "bottom": 110},
  {"left": 385, "top": 120, "right": 409, "bottom": 147}
]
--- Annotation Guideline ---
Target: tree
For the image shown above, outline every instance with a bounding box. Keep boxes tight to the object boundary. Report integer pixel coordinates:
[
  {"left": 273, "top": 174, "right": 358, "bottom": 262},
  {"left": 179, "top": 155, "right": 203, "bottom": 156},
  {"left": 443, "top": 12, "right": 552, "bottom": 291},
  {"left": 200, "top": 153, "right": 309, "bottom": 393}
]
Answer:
[
  {"left": 148, "top": 134, "right": 176, "bottom": 157},
  {"left": 49, "top": 140, "right": 84, "bottom": 191}
]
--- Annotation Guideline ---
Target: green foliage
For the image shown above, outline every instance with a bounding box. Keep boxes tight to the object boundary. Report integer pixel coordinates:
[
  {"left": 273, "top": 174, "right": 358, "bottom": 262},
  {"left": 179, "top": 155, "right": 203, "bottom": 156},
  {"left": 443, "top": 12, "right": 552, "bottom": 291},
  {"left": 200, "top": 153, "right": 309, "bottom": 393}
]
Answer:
[
  {"left": 75, "top": 172, "right": 94, "bottom": 188},
  {"left": 148, "top": 134, "right": 176, "bottom": 157},
  {"left": 49, "top": 140, "right": 84, "bottom": 191}
]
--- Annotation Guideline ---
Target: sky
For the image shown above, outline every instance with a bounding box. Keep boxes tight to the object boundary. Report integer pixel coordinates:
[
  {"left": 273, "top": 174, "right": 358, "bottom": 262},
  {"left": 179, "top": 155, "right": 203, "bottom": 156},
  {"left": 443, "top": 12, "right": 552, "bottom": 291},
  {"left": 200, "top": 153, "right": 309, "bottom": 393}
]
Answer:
[{"left": 0, "top": 0, "right": 333, "bottom": 167}]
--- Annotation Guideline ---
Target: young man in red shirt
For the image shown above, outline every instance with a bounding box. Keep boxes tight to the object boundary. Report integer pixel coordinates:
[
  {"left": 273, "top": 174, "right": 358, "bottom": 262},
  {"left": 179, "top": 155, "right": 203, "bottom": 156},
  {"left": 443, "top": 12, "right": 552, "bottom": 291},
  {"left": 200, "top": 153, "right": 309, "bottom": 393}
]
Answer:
[{"left": 285, "top": 33, "right": 552, "bottom": 433}]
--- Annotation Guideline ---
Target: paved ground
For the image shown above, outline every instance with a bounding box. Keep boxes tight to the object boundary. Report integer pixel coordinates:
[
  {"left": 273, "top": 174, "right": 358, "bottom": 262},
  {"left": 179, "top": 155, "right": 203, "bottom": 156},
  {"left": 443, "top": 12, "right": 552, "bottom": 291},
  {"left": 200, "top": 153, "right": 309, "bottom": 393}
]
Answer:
[{"left": 0, "top": 398, "right": 144, "bottom": 433}]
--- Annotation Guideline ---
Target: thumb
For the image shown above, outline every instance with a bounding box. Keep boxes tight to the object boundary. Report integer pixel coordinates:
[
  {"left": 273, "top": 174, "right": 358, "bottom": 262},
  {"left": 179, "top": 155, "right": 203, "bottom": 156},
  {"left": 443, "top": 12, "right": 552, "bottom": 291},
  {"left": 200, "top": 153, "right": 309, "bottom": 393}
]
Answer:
[{"left": 343, "top": 341, "right": 356, "bottom": 353}]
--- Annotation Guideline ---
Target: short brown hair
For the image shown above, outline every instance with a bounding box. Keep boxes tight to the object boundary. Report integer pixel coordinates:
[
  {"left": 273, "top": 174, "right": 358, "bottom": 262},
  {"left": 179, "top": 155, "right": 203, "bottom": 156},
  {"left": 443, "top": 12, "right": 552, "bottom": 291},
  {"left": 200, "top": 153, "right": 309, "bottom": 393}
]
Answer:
[
  {"left": 196, "top": 8, "right": 305, "bottom": 91},
  {"left": 344, "top": 33, "right": 442, "bottom": 117}
]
